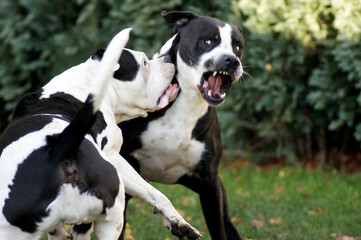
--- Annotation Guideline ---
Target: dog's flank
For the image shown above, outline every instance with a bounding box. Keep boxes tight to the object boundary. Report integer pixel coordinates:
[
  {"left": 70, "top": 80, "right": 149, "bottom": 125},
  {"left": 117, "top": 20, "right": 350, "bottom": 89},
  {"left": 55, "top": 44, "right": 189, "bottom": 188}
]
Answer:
[{"left": 48, "top": 29, "right": 131, "bottom": 162}]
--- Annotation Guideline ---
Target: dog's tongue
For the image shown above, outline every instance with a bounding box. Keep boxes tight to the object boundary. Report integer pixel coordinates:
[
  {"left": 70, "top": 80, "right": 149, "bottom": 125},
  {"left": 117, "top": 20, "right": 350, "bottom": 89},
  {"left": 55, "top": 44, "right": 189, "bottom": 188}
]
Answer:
[
  {"left": 208, "top": 74, "right": 223, "bottom": 96},
  {"left": 157, "top": 84, "right": 180, "bottom": 110}
]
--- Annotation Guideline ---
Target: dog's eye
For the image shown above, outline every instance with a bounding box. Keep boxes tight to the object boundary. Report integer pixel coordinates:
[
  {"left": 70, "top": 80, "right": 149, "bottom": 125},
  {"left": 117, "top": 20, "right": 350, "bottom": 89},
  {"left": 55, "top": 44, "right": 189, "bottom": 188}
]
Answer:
[{"left": 204, "top": 39, "right": 212, "bottom": 45}]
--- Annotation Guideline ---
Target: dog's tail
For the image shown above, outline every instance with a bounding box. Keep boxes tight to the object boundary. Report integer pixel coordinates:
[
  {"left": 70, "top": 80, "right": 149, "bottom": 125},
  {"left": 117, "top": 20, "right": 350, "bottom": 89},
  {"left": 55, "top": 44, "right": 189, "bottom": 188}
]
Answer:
[{"left": 48, "top": 28, "right": 131, "bottom": 161}]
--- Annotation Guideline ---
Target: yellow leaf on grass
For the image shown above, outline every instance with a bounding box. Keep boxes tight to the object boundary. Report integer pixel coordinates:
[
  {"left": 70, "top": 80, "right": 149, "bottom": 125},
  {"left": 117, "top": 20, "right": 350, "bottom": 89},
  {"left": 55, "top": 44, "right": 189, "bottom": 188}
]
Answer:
[
  {"left": 125, "top": 222, "right": 135, "bottom": 240},
  {"left": 278, "top": 170, "right": 286, "bottom": 178},
  {"left": 332, "top": 233, "right": 340, "bottom": 238},
  {"left": 269, "top": 217, "right": 283, "bottom": 225},
  {"left": 176, "top": 209, "right": 185, "bottom": 217},
  {"left": 308, "top": 210, "right": 317, "bottom": 215}
]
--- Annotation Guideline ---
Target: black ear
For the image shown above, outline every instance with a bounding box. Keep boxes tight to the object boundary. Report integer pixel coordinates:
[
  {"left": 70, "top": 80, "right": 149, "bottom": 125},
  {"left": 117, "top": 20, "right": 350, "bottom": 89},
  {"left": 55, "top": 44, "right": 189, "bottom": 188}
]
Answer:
[
  {"left": 161, "top": 11, "right": 199, "bottom": 31},
  {"left": 235, "top": 24, "right": 243, "bottom": 34},
  {"left": 91, "top": 48, "right": 105, "bottom": 61}
]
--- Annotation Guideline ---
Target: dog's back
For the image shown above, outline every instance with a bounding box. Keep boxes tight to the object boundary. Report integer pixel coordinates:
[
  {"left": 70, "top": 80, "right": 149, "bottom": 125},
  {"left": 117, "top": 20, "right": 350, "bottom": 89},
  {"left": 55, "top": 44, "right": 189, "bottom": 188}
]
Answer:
[{"left": 0, "top": 29, "right": 131, "bottom": 239}]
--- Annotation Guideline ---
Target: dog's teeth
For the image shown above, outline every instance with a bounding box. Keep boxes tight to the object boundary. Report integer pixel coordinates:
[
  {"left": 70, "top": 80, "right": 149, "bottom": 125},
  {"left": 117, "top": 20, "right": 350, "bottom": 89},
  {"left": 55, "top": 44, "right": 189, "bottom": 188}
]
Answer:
[
  {"left": 208, "top": 90, "right": 212, "bottom": 97},
  {"left": 221, "top": 92, "right": 226, "bottom": 98},
  {"left": 213, "top": 71, "right": 217, "bottom": 77}
]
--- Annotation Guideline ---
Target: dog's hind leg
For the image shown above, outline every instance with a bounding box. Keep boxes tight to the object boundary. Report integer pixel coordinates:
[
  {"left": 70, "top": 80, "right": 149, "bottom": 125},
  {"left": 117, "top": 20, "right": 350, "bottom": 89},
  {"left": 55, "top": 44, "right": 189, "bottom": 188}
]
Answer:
[{"left": 93, "top": 196, "right": 125, "bottom": 240}]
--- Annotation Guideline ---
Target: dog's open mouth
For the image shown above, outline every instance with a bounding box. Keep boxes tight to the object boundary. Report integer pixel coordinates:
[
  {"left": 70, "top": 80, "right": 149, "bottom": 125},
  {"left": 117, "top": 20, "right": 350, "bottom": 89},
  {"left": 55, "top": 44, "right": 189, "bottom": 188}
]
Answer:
[
  {"left": 198, "top": 71, "right": 233, "bottom": 106},
  {"left": 156, "top": 83, "right": 180, "bottom": 110}
]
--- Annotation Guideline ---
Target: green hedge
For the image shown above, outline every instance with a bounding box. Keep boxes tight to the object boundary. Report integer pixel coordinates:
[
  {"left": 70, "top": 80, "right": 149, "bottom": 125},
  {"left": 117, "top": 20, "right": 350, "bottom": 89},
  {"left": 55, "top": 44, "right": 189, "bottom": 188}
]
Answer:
[
  {"left": 0, "top": 0, "right": 229, "bottom": 127},
  {"left": 219, "top": 0, "right": 361, "bottom": 163},
  {"left": 1, "top": 0, "right": 360, "bottom": 164}
]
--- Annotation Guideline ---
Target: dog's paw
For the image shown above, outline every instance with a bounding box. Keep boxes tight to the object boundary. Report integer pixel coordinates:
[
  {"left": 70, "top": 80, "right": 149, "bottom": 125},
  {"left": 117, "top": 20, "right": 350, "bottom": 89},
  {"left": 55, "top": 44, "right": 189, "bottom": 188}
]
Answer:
[{"left": 170, "top": 220, "right": 202, "bottom": 240}]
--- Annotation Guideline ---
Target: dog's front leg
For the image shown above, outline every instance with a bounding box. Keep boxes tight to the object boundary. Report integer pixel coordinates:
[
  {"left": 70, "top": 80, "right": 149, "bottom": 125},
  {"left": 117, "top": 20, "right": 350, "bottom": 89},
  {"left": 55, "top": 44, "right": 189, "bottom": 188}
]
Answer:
[
  {"left": 179, "top": 175, "right": 243, "bottom": 240},
  {"left": 107, "top": 152, "right": 202, "bottom": 240}
]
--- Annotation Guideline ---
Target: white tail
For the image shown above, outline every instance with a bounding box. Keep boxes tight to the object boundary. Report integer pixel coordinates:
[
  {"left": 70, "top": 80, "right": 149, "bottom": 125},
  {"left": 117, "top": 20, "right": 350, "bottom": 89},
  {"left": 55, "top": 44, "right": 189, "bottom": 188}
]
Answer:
[{"left": 91, "top": 28, "right": 132, "bottom": 112}]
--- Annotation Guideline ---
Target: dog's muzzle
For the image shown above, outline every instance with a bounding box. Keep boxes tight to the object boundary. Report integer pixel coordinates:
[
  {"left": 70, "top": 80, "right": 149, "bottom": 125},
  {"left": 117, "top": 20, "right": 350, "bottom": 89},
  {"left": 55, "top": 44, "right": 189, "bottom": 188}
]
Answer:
[{"left": 198, "top": 55, "right": 241, "bottom": 106}]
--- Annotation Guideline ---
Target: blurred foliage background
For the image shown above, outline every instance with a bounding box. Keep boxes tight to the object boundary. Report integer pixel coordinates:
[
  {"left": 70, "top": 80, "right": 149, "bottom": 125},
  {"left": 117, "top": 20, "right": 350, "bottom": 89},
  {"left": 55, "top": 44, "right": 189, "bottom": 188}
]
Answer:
[{"left": 0, "top": 0, "right": 360, "bottom": 167}]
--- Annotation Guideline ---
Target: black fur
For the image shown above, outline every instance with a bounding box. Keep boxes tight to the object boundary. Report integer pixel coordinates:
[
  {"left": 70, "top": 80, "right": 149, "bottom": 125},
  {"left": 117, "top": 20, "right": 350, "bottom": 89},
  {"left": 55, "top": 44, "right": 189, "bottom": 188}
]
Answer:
[{"left": 92, "top": 49, "right": 139, "bottom": 81}]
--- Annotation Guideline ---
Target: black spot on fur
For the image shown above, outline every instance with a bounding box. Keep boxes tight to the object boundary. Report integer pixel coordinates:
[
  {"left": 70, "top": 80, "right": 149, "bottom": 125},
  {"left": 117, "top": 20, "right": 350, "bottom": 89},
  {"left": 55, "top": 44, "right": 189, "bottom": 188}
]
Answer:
[{"left": 91, "top": 48, "right": 139, "bottom": 81}]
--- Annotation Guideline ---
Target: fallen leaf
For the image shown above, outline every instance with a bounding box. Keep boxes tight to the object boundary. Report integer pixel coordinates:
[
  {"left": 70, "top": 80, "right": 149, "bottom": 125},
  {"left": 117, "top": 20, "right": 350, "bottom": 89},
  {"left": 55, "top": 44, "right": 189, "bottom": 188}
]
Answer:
[
  {"left": 176, "top": 209, "right": 185, "bottom": 217},
  {"left": 302, "top": 220, "right": 309, "bottom": 226},
  {"left": 336, "top": 235, "right": 361, "bottom": 240},
  {"left": 308, "top": 210, "right": 317, "bottom": 215},
  {"left": 269, "top": 217, "right": 282, "bottom": 225},
  {"left": 354, "top": 191, "right": 359, "bottom": 201},
  {"left": 274, "top": 182, "right": 284, "bottom": 194},
  {"left": 332, "top": 233, "right": 340, "bottom": 238},
  {"left": 251, "top": 220, "right": 264, "bottom": 228},
  {"left": 278, "top": 170, "right": 286, "bottom": 178},
  {"left": 277, "top": 232, "right": 289, "bottom": 238},
  {"left": 317, "top": 207, "right": 325, "bottom": 213},
  {"left": 125, "top": 223, "right": 135, "bottom": 240},
  {"left": 296, "top": 188, "right": 309, "bottom": 197},
  {"left": 182, "top": 196, "right": 197, "bottom": 206},
  {"left": 235, "top": 176, "right": 242, "bottom": 182},
  {"left": 231, "top": 217, "right": 243, "bottom": 224}
]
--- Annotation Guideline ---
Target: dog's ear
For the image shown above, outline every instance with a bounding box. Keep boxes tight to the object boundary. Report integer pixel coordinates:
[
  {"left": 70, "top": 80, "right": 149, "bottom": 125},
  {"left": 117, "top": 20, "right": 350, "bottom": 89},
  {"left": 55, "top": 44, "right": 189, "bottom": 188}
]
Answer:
[
  {"left": 162, "top": 11, "right": 199, "bottom": 32},
  {"left": 91, "top": 48, "right": 105, "bottom": 61},
  {"left": 234, "top": 24, "right": 243, "bottom": 34}
]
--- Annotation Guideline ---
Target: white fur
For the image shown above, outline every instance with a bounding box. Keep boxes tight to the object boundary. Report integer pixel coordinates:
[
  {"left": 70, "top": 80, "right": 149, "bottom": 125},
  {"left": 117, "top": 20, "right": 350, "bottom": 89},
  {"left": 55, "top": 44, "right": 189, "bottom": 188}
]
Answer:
[{"left": 133, "top": 93, "right": 207, "bottom": 184}]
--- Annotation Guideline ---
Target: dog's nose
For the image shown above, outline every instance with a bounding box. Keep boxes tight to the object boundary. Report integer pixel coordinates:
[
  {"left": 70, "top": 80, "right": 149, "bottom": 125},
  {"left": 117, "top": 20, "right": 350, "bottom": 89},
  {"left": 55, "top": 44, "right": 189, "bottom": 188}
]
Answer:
[
  {"left": 223, "top": 55, "right": 240, "bottom": 69},
  {"left": 163, "top": 55, "right": 172, "bottom": 63}
]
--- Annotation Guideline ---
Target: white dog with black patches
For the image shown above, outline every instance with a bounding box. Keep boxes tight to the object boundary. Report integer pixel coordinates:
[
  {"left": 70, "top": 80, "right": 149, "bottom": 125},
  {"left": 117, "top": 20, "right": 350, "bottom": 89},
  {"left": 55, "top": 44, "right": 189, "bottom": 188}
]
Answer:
[{"left": 0, "top": 28, "right": 201, "bottom": 240}]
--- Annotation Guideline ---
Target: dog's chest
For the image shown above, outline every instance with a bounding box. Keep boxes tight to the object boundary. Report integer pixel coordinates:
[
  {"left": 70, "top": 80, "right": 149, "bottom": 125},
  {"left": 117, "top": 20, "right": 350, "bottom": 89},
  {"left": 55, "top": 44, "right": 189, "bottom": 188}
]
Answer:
[{"left": 131, "top": 95, "right": 208, "bottom": 184}]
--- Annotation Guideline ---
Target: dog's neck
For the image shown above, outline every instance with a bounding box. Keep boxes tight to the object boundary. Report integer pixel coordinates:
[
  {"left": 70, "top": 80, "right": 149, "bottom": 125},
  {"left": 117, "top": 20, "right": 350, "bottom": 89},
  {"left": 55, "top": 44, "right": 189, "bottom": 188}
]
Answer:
[
  {"left": 169, "top": 68, "right": 209, "bottom": 123},
  {"left": 87, "top": 59, "right": 149, "bottom": 123},
  {"left": 102, "top": 85, "right": 149, "bottom": 123}
]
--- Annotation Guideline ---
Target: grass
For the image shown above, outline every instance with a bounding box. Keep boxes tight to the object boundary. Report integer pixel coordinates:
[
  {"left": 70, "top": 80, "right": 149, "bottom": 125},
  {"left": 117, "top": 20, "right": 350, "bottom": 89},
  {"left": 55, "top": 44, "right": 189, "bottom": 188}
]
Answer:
[{"left": 43, "top": 163, "right": 361, "bottom": 240}]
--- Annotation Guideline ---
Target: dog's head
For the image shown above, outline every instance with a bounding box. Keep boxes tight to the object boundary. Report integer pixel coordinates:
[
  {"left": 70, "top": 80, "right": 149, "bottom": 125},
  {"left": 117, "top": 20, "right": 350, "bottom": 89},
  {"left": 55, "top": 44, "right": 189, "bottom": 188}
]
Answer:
[
  {"left": 157, "top": 11, "right": 244, "bottom": 106},
  {"left": 91, "top": 48, "right": 178, "bottom": 121}
]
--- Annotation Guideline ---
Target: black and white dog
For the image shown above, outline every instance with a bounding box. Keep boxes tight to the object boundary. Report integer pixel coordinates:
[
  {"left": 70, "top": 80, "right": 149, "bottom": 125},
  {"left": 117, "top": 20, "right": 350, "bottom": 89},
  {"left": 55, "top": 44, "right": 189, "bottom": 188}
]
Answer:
[
  {"left": 0, "top": 28, "right": 201, "bottom": 240},
  {"left": 119, "top": 11, "right": 245, "bottom": 240}
]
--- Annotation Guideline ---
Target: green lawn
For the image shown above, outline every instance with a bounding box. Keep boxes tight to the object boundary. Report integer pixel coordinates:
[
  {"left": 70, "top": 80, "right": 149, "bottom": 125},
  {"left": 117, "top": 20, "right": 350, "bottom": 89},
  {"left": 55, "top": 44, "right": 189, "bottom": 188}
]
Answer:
[
  {"left": 43, "top": 163, "right": 361, "bottom": 240},
  {"left": 123, "top": 163, "right": 361, "bottom": 240}
]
